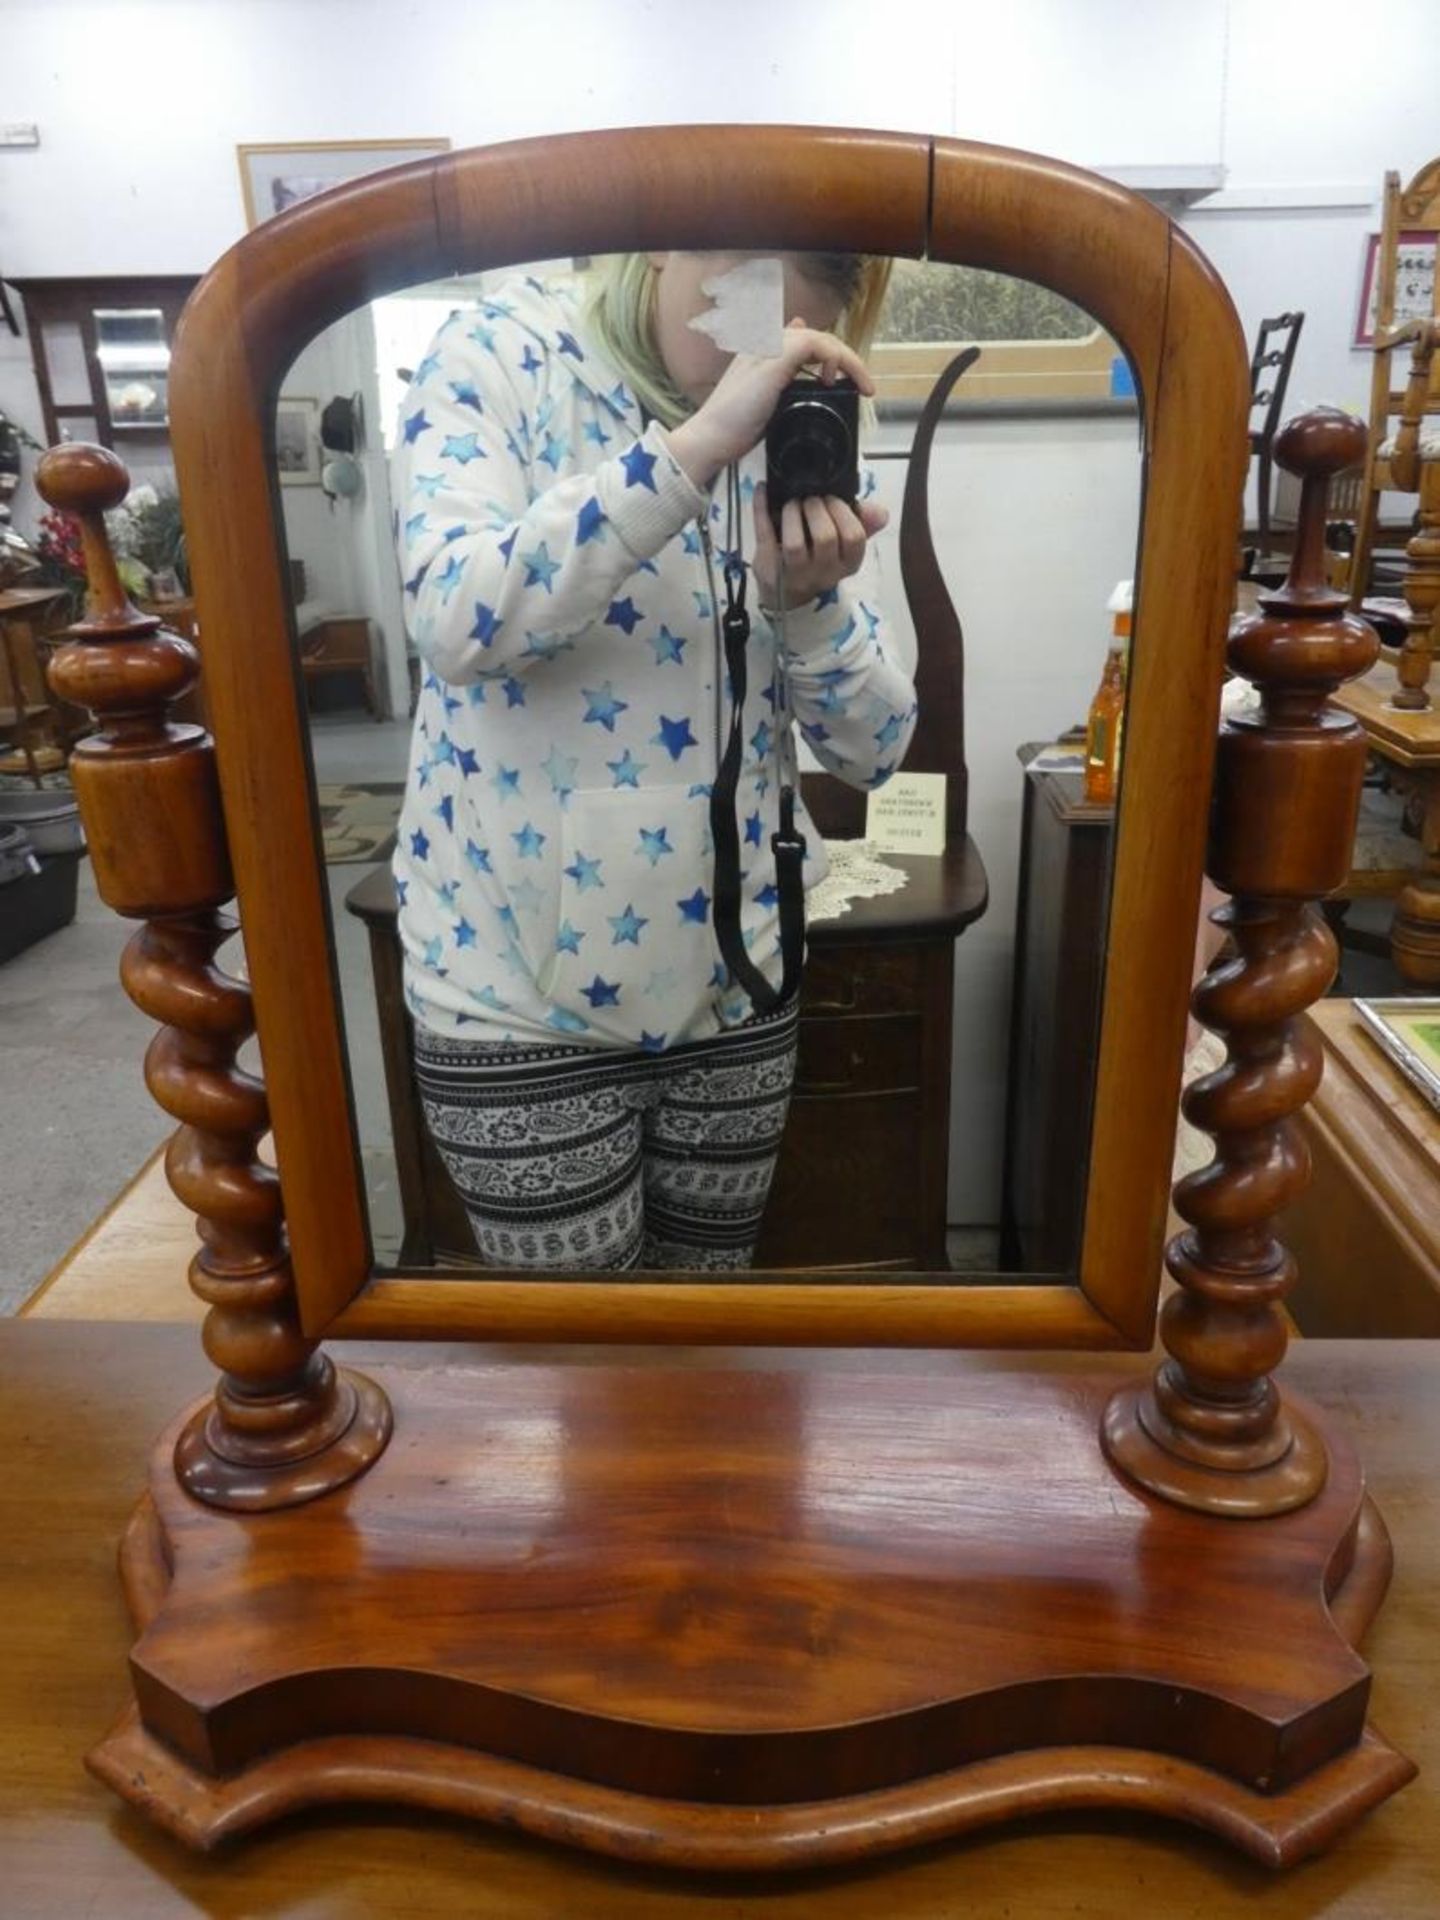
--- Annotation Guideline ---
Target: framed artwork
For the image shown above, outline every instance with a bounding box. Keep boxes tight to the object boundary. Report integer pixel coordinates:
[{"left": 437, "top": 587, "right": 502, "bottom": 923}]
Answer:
[
  {"left": 1353, "top": 229, "right": 1438, "bottom": 347},
  {"left": 275, "top": 396, "right": 321, "bottom": 485},
  {"left": 1355, "top": 997, "right": 1440, "bottom": 1111},
  {"left": 237, "top": 139, "right": 451, "bottom": 229}
]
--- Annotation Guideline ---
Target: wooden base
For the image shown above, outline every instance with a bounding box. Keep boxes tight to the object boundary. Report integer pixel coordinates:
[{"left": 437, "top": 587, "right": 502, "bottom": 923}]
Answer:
[{"left": 89, "top": 1360, "right": 1415, "bottom": 1872}]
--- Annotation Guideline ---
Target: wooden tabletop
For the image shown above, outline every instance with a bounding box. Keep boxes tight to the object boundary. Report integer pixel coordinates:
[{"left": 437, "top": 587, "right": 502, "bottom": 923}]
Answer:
[
  {"left": 3, "top": 1319, "right": 1436, "bottom": 1917},
  {"left": 1334, "top": 662, "right": 1440, "bottom": 767},
  {"left": 0, "top": 585, "right": 68, "bottom": 616}
]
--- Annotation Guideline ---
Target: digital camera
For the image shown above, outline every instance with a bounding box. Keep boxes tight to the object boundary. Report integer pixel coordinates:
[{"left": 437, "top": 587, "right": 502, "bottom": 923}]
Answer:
[{"left": 764, "top": 373, "right": 859, "bottom": 526}]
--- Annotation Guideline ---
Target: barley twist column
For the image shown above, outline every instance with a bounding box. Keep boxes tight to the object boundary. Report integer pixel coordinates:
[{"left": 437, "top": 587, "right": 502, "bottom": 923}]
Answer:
[
  {"left": 38, "top": 444, "right": 391, "bottom": 1511},
  {"left": 1104, "top": 409, "right": 1379, "bottom": 1517}
]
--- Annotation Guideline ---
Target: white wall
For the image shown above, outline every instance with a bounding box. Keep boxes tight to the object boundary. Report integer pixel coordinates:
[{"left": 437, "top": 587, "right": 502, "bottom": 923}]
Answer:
[
  {"left": 867, "top": 416, "right": 1143, "bottom": 1217},
  {"left": 5, "top": 0, "right": 1439, "bottom": 1222}
]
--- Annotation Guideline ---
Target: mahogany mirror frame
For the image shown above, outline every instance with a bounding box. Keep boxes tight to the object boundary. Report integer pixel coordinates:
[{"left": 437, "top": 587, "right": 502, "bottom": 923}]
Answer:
[{"left": 166, "top": 124, "right": 1249, "bottom": 1347}]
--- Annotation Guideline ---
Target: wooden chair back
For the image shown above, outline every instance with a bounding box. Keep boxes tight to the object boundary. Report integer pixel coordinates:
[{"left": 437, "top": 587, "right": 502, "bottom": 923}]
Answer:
[
  {"left": 1350, "top": 158, "right": 1440, "bottom": 599},
  {"left": 1247, "top": 310, "right": 1303, "bottom": 556}
]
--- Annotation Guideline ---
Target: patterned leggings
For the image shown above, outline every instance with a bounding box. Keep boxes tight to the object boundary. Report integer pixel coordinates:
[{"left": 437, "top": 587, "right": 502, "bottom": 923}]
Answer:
[{"left": 413, "top": 1004, "right": 799, "bottom": 1271}]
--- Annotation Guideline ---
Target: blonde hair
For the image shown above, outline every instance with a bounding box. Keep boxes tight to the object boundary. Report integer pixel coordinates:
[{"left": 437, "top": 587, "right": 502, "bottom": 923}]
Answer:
[{"left": 584, "top": 251, "right": 893, "bottom": 430}]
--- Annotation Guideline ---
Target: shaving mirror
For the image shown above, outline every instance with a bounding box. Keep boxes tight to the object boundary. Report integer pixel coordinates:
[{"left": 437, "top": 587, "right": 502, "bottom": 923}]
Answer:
[
  {"left": 40, "top": 123, "right": 1409, "bottom": 1871},
  {"left": 162, "top": 127, "right": 1233, "bottom": 1346}
]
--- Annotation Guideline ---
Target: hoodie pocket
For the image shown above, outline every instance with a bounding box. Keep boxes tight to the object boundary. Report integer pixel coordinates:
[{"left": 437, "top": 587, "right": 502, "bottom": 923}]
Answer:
[{"left": 540, "top": 784, "right": 717, "bottom": 1047}]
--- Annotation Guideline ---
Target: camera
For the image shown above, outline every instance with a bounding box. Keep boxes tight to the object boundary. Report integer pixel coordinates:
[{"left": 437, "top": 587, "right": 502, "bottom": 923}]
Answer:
[{"left": 764, "top": 373, "right": 859, "bottom": 526}]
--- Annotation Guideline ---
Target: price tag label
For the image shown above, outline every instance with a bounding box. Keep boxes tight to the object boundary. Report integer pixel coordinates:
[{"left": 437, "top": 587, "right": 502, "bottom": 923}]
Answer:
[{"left": 864, "top": 772, "right": 946, "bottom": 857}]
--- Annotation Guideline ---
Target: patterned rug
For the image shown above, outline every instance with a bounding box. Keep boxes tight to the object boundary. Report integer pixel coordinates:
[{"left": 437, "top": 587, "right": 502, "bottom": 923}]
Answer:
[{"left": 316, "top": 782, "right": 405, "bottom": 865}]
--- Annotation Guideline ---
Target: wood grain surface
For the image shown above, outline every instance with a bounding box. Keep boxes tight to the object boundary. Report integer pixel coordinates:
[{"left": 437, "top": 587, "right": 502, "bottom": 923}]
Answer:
[{"left": 3, "top": 1322, "right": 1435, "bottom": 1916}]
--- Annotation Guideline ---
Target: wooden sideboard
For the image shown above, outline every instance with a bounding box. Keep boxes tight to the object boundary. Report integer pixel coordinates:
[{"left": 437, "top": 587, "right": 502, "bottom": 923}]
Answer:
[
  {"left": 1281, "top": 997, "right": 1440, "bottom": 1334},
  {"left": 347, "top": 834, "right": 987, "bottom": 1272},
  {"left": 1000, "top": 760, "right": 1114, "bottom": 1272}
]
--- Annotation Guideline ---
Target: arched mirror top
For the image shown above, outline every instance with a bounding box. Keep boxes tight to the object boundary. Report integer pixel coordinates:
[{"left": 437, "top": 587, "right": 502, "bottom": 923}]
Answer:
[{"left": 164, "top": 126, "right": 1249, "bottom": 1344}]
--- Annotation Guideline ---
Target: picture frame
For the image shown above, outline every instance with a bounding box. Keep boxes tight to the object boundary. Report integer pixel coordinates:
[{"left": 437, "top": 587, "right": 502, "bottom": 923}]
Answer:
[
  {"left": 275, "top": 396, "right": 321, "bottom": 486},
  {"left": 1354, "top": 997, "right": 1440, "bottom": 1111},
  {"left": 1353, "top": 228, "right": 1438, "bottom": 347},
  {"left": 237, "top": 139, "right": 451, "bottom": 230}
]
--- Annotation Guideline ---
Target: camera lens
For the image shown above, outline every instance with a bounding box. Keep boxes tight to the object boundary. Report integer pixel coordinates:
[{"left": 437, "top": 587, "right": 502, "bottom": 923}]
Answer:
[{"left": 769, "top": 396, "right": 850, "bottom": 497}]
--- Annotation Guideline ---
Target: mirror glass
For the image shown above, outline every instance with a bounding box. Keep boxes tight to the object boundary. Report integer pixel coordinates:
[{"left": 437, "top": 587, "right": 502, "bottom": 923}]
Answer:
[
  {"left": 94, "top": 307, "right": 171, "bottom": 429},
  {"left": 269, "top": 252, "right": 1142, "bottom": 1280}
]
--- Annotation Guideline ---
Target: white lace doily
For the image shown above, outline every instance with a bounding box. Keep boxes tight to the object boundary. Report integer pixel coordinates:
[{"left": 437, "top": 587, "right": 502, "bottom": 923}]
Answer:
[{"left": 808, "top": 837, "right": 911, "bottom": 924}]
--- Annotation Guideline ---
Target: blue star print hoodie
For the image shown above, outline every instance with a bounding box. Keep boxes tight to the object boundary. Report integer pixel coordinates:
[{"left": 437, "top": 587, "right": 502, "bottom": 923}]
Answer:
[{"left": 392, "top": 275, "right": 917, "bottom": 1051}]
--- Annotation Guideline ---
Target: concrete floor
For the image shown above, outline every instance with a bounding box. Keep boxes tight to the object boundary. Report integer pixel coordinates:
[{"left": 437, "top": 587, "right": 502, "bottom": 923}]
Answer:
[
  {"left": 1, "top": 713, "right": 411, "bottom": 1314},
  {"left": 0, "top": 703, "right": 1417, "bottom": 1314}
]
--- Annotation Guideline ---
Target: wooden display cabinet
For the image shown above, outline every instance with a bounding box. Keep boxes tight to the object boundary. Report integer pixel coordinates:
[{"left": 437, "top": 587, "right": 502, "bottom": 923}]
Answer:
[{"left": 12, "top": 276, "right": 197, "bottom": 452}]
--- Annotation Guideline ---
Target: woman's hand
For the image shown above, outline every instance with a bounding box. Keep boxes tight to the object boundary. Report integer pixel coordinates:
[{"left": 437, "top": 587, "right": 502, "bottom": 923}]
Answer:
[
  {"left": 751, "top": 485, "right": 888, "bottom": 611},
  {"left": 666, "top": 318, "right": 874, "bottom": 490}
]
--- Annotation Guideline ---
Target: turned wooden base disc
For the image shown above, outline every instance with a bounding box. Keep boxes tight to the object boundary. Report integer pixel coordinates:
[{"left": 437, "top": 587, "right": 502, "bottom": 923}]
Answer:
[
  {"left": 89, "top": 1361, "right": 1415, "bottom": 1871},
  {"left": 1101, "top": 1378, "right": 1330, "bottom": 1516},
  {"left": 172, "top": 1365, "right": 393, "bottom": 1511}
]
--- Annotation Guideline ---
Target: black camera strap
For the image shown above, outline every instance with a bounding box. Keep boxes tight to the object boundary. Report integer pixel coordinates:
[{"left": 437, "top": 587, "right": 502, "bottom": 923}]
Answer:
[{"left": 708, "top": 464, "right": 806, "bottom": 1015}]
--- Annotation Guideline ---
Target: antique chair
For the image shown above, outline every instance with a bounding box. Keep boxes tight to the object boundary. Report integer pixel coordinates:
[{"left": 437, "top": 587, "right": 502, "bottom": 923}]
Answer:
[
  {"left": 1349, "top": 158, "right": 1440, "bottom": 708},
  {"left": 37, "top": 128, "right": 1411, "bottom": 1873},
  {"left": 1243, "top": 307, "right": 1303, "bottom": 564}
]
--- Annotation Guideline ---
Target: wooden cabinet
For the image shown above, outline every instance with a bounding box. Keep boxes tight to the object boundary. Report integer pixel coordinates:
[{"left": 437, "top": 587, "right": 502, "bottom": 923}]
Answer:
[
  {"left": 755, "top": 847, "right": 985, "bottom": 1269},
  {"left": 13, "top": 276, "right": 197, "bottom": 453},
  {"left": 299, "top": 615, "right": 380, "bottom": 718},
  {"left": 1000, "top": 761, "right": 1114, "bottom": 1273},
  {"left": 1279, "top": 998, "right": 1440, "bottom": 1334}
]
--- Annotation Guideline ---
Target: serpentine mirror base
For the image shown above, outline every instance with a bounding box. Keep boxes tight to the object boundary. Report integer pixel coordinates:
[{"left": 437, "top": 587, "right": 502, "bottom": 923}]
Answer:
[{"left": 89, "top": 1353, "right": 1413, "bottom": 1869}]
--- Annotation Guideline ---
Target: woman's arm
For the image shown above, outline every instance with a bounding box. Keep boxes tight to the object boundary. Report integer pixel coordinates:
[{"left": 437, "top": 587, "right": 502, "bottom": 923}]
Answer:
[
  {"left": 753, "top": 467, "right": 917, "bottom": 790},
  {"left": 395, "top": 310, "right": 705, "bottom": 685}
]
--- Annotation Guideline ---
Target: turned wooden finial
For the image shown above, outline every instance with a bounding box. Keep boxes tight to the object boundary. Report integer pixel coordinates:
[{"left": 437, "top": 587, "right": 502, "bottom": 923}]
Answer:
[
  {"left": 36, "top": 442, "right": 391, "bottom": 1510},
  {"left": 1104, "top": 408, "right": 1379, "bottom": 1518},
  {"left": 36, "top": 442, "right": 134, "bottom": 626}
]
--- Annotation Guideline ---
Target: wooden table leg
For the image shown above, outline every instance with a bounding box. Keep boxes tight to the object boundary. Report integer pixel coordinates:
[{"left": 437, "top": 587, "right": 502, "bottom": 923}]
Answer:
[{"left": 1392, "top": 766, "right": 1440, "bottom": 984}]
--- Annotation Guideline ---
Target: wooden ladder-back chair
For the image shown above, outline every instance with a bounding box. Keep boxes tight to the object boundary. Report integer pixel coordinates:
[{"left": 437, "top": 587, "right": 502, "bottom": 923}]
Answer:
[
  {"left": 1350, "top": 158, "right": 1440, "bottom": 709},
  {"left": 1246, "top": 309, "right": 1304, "bottom": 561}
]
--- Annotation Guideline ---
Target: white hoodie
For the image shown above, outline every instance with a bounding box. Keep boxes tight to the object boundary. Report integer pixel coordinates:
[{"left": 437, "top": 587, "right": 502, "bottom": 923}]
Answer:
[{"left": 391, "top": 275, "right": 917, "bottom": 1050}]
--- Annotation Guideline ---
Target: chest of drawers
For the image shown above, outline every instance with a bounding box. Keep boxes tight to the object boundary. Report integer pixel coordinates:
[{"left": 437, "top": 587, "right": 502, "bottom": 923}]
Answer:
[{"left": 755, "top": 841, "right": 986, "bottom": 1269}]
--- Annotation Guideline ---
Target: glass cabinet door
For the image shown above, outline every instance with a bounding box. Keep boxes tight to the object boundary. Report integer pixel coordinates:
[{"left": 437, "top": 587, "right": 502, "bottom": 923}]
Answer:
[{"left": 94, "top": 307, "right": 171, "bottom": 429}]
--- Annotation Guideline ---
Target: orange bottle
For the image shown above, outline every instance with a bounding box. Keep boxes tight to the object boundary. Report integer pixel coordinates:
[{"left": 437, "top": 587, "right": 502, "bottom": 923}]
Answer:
[
  {"left": 1083, "top": 649, "right": 1125, "bottom": 804},
  {"left": 1083, "top": 583, "right": 1131, "bottom": 805}
]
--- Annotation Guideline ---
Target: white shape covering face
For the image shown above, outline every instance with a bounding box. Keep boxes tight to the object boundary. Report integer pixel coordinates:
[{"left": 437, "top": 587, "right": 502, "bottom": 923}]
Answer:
[{"left": 647, "top": 251, "right": 845, "bottom": 407}]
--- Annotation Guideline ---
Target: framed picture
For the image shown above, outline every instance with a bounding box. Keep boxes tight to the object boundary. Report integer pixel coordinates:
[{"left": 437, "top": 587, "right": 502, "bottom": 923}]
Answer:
[
  {"left": 275, "top": 397, "right": 321, "bottom": 486},
  {"left": 1353, "top": 229, "right": 1438, "bottom": 347},
  {"left": 237, "top": 139, "right": 451, "bottom": 230},
  {"left": 1354, "top": 997, "right": 1440, "bottom": 1111}
]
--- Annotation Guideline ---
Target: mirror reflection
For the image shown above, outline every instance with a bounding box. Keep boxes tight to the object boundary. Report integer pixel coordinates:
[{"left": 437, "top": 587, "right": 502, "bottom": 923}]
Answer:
[{"left": 271, "top": 254, "right": 1142, "bottom": 1279}]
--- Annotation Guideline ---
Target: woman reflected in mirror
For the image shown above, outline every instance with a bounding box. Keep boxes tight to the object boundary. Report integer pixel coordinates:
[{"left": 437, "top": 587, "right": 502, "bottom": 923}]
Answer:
[{"left": 390, "top": 248, "right": 915, "bottom": 1271}]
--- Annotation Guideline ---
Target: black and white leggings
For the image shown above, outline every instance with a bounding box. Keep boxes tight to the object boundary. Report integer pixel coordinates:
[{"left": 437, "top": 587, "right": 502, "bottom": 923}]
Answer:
[{"left": 413, "top": 1003, "right": 799, "bottom": 1271}]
